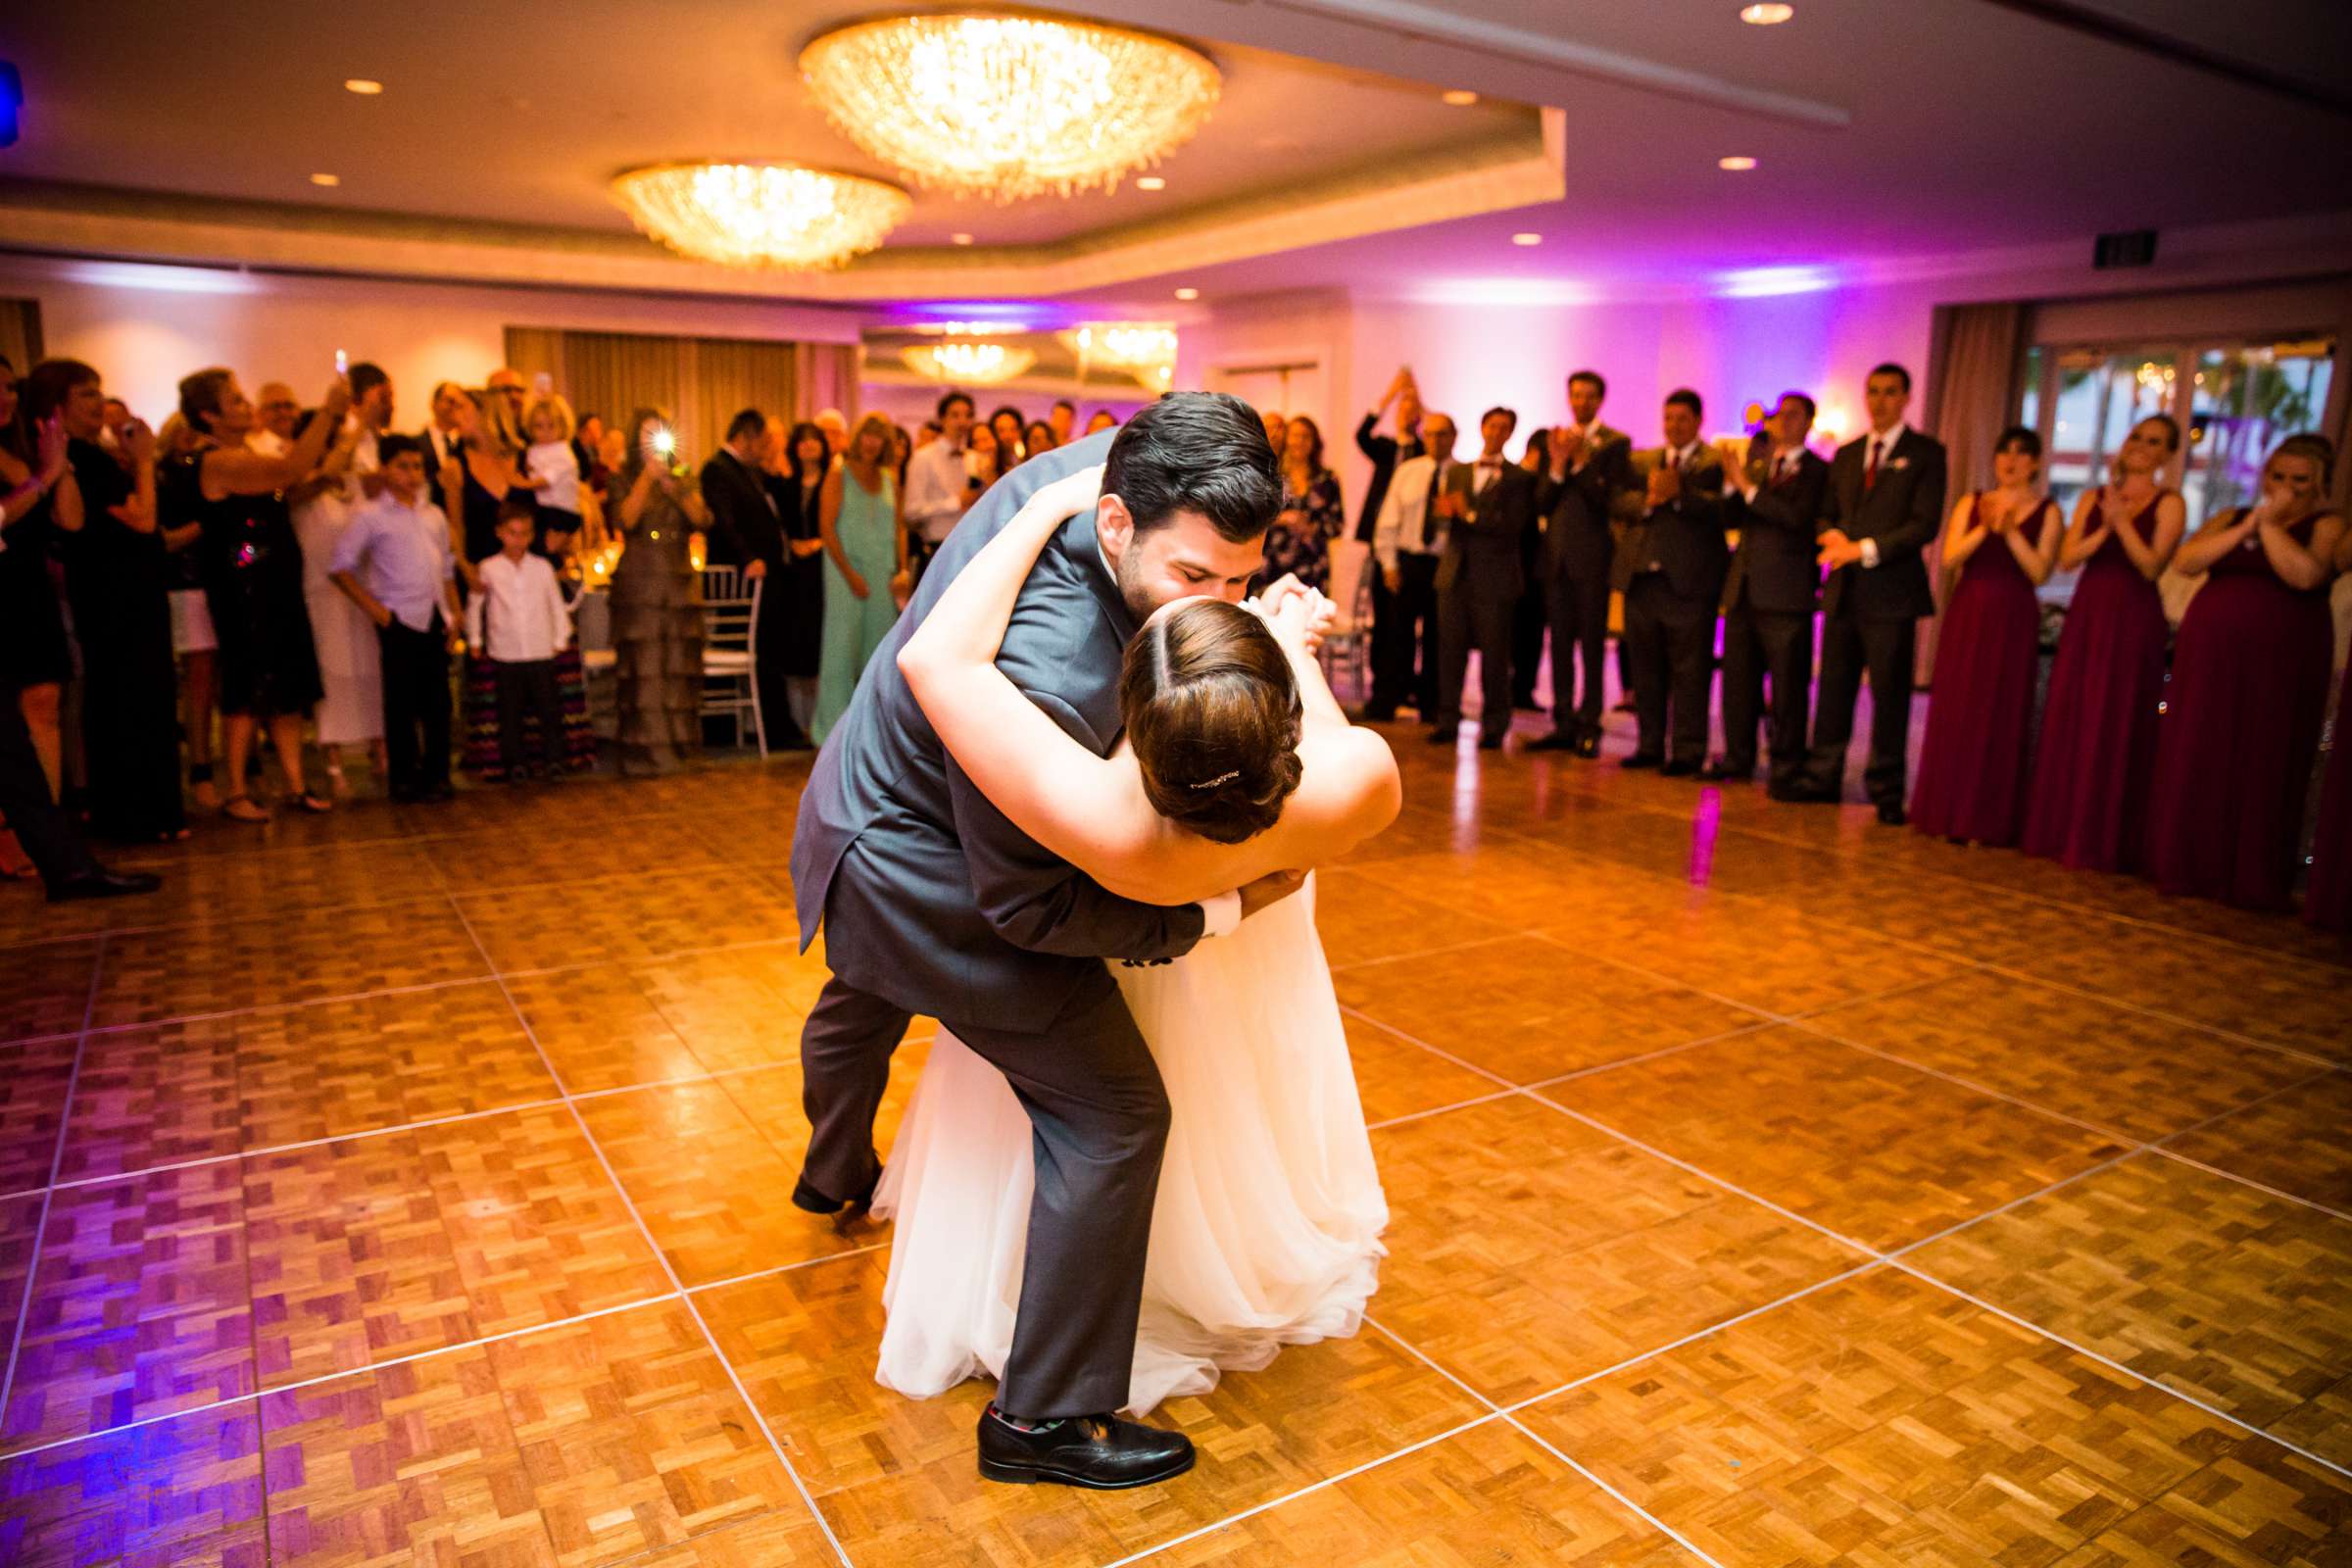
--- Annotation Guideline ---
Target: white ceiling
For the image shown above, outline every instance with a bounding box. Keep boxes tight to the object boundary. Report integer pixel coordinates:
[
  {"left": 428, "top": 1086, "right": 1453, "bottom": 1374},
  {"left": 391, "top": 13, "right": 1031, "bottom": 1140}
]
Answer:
[
  {"left": 0, "top": 1, "right": 1528, "bottom": 247},
  {"left": 2, "top": 0, "right": 2348, "bottom": 304}
]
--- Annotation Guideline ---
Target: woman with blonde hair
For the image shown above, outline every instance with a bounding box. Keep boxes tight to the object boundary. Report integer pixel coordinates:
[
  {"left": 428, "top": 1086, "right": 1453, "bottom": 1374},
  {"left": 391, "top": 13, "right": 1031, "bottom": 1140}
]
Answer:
[{"left": 811, "top": 413, "right": 908, "bottom": 744}]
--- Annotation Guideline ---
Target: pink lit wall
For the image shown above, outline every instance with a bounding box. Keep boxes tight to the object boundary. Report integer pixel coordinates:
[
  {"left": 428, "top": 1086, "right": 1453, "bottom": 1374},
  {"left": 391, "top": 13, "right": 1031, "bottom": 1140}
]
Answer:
[
  {"left": 0, "top": 255, "right": 863, "bottom": 436},
  {"left": 855, "top": 379, "right": 1151, "bottom": 434}
]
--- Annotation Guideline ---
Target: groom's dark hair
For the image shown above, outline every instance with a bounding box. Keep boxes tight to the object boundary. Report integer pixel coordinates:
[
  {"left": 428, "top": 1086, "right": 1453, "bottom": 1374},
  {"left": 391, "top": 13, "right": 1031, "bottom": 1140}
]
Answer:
[{"left": 1103, "top": 391, "right": 1282, "bottom": 545}]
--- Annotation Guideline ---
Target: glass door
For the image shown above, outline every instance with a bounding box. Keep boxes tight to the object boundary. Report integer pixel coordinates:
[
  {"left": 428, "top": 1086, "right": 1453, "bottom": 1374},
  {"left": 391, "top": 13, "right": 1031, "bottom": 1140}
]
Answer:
[{"left": 2184, "top": 339, "right": 2336, "bottom": 529}]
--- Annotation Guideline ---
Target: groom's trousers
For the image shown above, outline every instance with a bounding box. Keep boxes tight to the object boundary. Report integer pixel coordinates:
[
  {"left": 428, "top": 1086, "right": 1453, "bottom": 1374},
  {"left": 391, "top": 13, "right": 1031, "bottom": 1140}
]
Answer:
[{"left": 800, "top": 971, "right": 1171, "bottom": 1421}]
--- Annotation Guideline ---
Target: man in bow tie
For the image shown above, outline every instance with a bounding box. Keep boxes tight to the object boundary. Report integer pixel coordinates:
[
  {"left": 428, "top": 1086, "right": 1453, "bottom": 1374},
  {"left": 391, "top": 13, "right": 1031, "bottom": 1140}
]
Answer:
[
  {"left": 1709, "top": 391, "right": 1831, "bottom": 787},
  {"left": 1783, "top": 362, "right": 1947, "bottom": 823},
  {"left": 1611, "top": 389, "right": 1728, "bottom": 774},
  {"left": 1427, "top": 406, "right": 1537, "bottom": 751},
  {"left": 1528, "top": 369, "right": 1634, "bottom": 757}
]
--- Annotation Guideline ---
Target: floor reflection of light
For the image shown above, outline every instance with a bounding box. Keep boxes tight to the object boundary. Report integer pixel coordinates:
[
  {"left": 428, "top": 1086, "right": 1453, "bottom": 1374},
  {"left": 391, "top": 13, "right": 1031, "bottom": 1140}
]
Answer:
[{"left": 1690, "top": 789, "right": 1721, "bottom": 886}]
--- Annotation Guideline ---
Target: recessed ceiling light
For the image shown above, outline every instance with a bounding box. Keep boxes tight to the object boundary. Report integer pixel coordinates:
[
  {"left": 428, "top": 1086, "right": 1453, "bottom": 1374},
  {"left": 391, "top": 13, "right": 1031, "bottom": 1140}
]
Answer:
[
  {"left": 1136, "top": 175, "right": 1167, "bottom": 191},
  {"left": 950, "top": 232, "right": 974, "bottom": 246},
  {"left": 1718, "top": 155, "right": 1758, "bottom": 171},
  {"left": 343, "top": 78, "right": 383, "bottom": 95},
  {"left": 1440, "top": 89, "right": 1479, "bottom": 107},
  {"left": 1511, "top": 232, "right": 1543, "bottom": 246},
  {"left": 1739, "top": 3, "right": 1794, "bottom": 23},
  {"left": 310, "top": 172, "right": 342, "bottom": 187},
  {"left": 1173, "top": 286, "right": 1200, "bottom": 301}
]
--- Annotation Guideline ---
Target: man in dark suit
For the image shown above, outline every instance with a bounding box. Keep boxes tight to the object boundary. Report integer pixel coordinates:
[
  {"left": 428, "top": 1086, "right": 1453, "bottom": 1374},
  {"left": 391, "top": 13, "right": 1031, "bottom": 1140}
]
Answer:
[
  {"left": 1529, "top": 369, "right": 1634, "bottom": 757},
  {"left": 1709, "top": 391, "right": 1830, "bottom": 787},
  {"left": 791, "top": 394, "right": 1296, "bottom": 1490},
  {"left": 1787, "top": 363, "right": 1947, "bottom": 823},
  {"left": 1428, "top": 406, "right": 1536, "bottom": 751},
  {"left": 1356, "top": 367, "right": 1425, "bottom": 718},
  {"left": 698, "top": 408, "right": 778, "bottom": 572},
  {"left": 1613, "top": 390, "right": 1729, "bottom": 774},
  {"left": 699, "top": 408, "right": 808, "bottom": 746},
  {"left": 419, "top": 380, "right": 467, "bottom": 513}
]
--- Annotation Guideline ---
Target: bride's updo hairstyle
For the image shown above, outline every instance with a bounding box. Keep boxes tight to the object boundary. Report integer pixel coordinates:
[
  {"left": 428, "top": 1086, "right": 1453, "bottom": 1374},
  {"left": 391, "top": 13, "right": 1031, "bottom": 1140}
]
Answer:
[{"left": 1119, "top": 600, "right": 1303, "bottom": 844}]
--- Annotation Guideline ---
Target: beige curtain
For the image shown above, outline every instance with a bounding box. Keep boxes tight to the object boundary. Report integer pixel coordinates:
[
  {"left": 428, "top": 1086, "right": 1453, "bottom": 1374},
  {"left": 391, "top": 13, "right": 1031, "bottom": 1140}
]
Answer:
[
  {"left": 0, "top": 299, "right": 46, "bottom": 375},
  {"left": 1919, "top": 301, "right": 2027, "bottom": 681},
  {"left": 793, "top": 343, "right": 860, "bottom": 422},
  {"left": 504, "top": 327, "right": 850, "bottom": 461}
]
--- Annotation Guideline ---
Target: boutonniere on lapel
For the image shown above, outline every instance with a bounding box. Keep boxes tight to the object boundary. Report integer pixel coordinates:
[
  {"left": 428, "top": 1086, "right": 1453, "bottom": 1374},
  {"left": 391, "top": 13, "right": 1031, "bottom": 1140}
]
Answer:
[{"left": 1887, "top": 456, "right": 1911, "bottom": 470}]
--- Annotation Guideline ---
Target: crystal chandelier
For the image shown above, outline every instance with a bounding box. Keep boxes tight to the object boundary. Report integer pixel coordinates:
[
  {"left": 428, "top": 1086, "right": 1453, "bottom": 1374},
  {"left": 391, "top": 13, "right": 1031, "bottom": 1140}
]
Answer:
[
  {"left": 902, "top": 342, "right": 1038, "bottom": 385},
  {"left": 1061, "top": 322, "right": 1178, "bottom": 392},
  {"left": 801, "top": 15, "right": 1220, "bottom": 203},
  {"left": 611, "top": 162, "right": 910, "bottom": 270}
]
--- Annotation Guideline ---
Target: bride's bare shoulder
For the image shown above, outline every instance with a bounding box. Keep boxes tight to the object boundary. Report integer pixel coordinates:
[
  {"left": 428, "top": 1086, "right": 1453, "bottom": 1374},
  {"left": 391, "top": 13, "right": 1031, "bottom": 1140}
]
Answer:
[{"left": 1289, "top": 726, "right": 1401, "bottom": 849}]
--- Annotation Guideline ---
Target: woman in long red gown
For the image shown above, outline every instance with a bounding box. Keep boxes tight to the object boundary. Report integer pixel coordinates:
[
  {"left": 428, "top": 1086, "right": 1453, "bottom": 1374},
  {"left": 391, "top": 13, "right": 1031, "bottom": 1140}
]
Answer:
[
  {"left": 2022, "top": 416, "right": 2186, "bottom": 871},
  {"left": 1910, "top": 426, "right": 2064, "bottom": 845},
  {"left": 2145, "top": 434, "right": 2344, "bottom": 911},
  {"left": 2303, "top": 522, "right": 2352, "bottom": 934}
]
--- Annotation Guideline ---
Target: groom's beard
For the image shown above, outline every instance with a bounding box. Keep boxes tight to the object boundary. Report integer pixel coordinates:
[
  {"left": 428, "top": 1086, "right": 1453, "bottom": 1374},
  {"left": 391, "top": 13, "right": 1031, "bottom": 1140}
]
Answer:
[{"left": 1112, "top": 548, "right": 1163, "bottom": 627}]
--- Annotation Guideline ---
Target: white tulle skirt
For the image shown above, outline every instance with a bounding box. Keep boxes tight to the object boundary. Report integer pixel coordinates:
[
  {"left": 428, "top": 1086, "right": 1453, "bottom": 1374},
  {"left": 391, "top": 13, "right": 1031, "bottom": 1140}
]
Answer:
[{"left": 872, "top": 875, "right": 1388, "bottom": 1415}]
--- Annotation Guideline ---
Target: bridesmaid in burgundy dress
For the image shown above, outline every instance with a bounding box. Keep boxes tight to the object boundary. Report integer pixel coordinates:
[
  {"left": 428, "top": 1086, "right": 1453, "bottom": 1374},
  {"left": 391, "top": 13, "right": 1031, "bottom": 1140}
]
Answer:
[
  {"left": 1910, "top": 426, "right": 2063, "bottom": 845},
  {"left": 2022, "top": 416, "right": 2186, "bottom": 870},
  {"left": 2145, "top": 434, "right": 2344, "bottom": 911},
  {"left": 2303, "top": 524, "right": 2352, "bottom": 934}
]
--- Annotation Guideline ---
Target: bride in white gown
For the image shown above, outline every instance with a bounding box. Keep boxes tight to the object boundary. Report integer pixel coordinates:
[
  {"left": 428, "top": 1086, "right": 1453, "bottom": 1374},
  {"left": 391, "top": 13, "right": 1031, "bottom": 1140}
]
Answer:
[{"left": 876, "top": 464, "right": 1400, "bottom": 1416}]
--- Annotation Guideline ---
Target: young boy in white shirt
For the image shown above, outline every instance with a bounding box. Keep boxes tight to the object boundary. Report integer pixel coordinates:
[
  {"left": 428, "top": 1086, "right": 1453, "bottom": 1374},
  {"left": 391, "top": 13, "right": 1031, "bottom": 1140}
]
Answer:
[
  {"left": 466, "top": 498, "right": 575, "bottom": 782},
  {"left": 329, "top": 435, "right": 462, "bottom": 803}
]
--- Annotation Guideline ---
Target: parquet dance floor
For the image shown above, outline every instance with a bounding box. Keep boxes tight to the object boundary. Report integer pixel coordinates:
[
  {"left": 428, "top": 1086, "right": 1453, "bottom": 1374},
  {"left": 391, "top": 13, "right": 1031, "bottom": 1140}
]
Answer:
[{"left": 1, "top": 706, "right": 2346, "bottom": 1566}]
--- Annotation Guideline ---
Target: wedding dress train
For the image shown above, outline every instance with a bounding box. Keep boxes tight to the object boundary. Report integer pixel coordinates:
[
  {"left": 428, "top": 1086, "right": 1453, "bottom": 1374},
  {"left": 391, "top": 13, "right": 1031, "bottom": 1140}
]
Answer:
[{"left": 872, "top": 875, "right": 1388, "bottom": 1414}]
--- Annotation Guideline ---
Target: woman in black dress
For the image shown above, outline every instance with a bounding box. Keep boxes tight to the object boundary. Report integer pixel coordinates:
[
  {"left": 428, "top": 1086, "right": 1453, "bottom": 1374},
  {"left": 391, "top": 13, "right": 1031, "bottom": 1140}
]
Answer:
[
  {"left": 33, "top": 362, "right": 182, "bottom": 842},
  {"left": 179, "top": 367, "right": 345, "bottom": 822},
  {"left": 0, "top": 359, "right": 79, "bottom": 878},
  {"left": 767, "top": 420, "right": 831, "bottom": 746},
  {"left": 0, "top": 355, "right": 80, "bottom": 823}
]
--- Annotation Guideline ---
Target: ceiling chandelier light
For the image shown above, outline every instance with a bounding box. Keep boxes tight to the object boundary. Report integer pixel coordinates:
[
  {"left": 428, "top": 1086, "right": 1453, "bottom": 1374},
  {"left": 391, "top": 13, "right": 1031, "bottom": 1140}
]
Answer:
[
  {"left": 1062, "top": 321, "right": 1178, "bottom": 391},
  {"left": 611, "top": 161, "right": 910, "bottom": 270},
  {"left": 902, "top": 342, "right": 1038, "bottom": 385},
  {"left": 801, "top": 15, "right": 1220, "bottom": 203}
]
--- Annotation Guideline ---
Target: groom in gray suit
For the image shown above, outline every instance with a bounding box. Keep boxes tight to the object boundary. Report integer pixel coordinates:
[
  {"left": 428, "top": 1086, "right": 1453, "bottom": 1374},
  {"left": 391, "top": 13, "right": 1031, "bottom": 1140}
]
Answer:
[{"left": 790, "top": 393, "right": 1289, "bottom": 1489}]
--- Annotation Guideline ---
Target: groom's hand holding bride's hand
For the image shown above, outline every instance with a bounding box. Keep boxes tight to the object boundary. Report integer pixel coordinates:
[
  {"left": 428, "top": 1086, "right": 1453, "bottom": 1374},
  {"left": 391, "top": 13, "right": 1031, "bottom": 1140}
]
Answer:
[
  {"left": 1237, "top": 867, "right": 1308, "bottom": 920},
  {"left": 1258, "top": 573, "right": 1337, "bottom": 654}
]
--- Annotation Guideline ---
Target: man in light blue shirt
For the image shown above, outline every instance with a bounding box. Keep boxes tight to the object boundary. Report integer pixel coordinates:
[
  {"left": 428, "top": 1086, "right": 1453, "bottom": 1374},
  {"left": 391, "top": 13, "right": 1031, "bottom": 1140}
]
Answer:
[{"left": 329, "top": 434, "right": 462, "bottom": 802}]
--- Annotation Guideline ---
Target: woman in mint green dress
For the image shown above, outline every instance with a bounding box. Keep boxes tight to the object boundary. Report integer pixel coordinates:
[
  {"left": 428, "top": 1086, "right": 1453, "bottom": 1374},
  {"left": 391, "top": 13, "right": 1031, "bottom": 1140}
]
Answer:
[{"left": 812, "top": 413, "right": 909, "bottom": 744}]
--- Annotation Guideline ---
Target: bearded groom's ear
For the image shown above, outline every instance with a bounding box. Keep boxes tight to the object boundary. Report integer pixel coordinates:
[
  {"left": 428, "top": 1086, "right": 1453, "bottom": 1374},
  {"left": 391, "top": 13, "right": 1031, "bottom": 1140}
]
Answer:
[{"left": 1096, "top": 492, "right": 1135, "bottom": 553}]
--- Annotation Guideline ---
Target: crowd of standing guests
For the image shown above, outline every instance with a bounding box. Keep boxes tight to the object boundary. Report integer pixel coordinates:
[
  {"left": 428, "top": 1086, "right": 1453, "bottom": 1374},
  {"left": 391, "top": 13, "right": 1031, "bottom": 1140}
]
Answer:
[
  {"left": 1343, "top": 361, "right": 2350, "bottom": 931},
  {"left": 2, "top": 345, "right": 2341, "bottom": 932}
]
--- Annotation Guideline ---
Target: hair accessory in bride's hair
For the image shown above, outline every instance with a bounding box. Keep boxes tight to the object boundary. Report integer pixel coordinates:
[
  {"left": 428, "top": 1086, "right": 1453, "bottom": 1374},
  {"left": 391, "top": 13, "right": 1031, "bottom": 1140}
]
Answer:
[{"left": 1187, "top": 769, "right": 1241, "bottom": 791}]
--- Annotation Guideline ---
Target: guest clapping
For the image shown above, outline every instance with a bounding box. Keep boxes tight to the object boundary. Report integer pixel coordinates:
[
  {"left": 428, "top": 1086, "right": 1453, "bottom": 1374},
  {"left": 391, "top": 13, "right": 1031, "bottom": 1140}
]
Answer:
[
  {"left": 1428, "top": 407, "right": 1535, "bottom": 752},
  {"left": 1908, "top": 427, "right": 2062, "bottom": 845},
  {"left": 2022, "top": 416, "right": 2185, "bottom": 870},
  {"left": 42, "top": 362, "right": 181, "bottom": 843},
  {"left": 2144, "top": 435, "right": 2344, "bottom": 909},
  {"left": 1613, "top": 390, "right": 1727, "bottom": 775},
  {"left": 1707, "top": 391, "right": 1826, "bottom": 785}
]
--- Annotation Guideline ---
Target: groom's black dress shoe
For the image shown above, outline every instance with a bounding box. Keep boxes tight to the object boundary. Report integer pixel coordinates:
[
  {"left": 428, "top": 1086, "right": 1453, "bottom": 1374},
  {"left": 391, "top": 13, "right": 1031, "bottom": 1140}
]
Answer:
[
  {"left": 977, "top": 1407, "right": 1196, "bottom": 1490},
  {"left": 790, "top": 1168, "right": 878, "bottom": 1230}
]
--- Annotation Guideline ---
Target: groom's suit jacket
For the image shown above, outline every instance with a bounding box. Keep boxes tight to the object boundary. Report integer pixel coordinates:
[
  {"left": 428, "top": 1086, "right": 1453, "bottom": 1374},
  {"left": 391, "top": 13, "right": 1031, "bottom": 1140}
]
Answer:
[{"left": 792, "top": 428, "right": 1206, "bottom": 1034}]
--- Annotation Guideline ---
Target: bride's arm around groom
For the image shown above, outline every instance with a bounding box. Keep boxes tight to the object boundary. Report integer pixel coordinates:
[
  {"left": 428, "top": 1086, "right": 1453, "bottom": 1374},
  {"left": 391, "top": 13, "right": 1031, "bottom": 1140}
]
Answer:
[{"left": 898, "top": 464, "right": 1401, "bottom": 904}]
